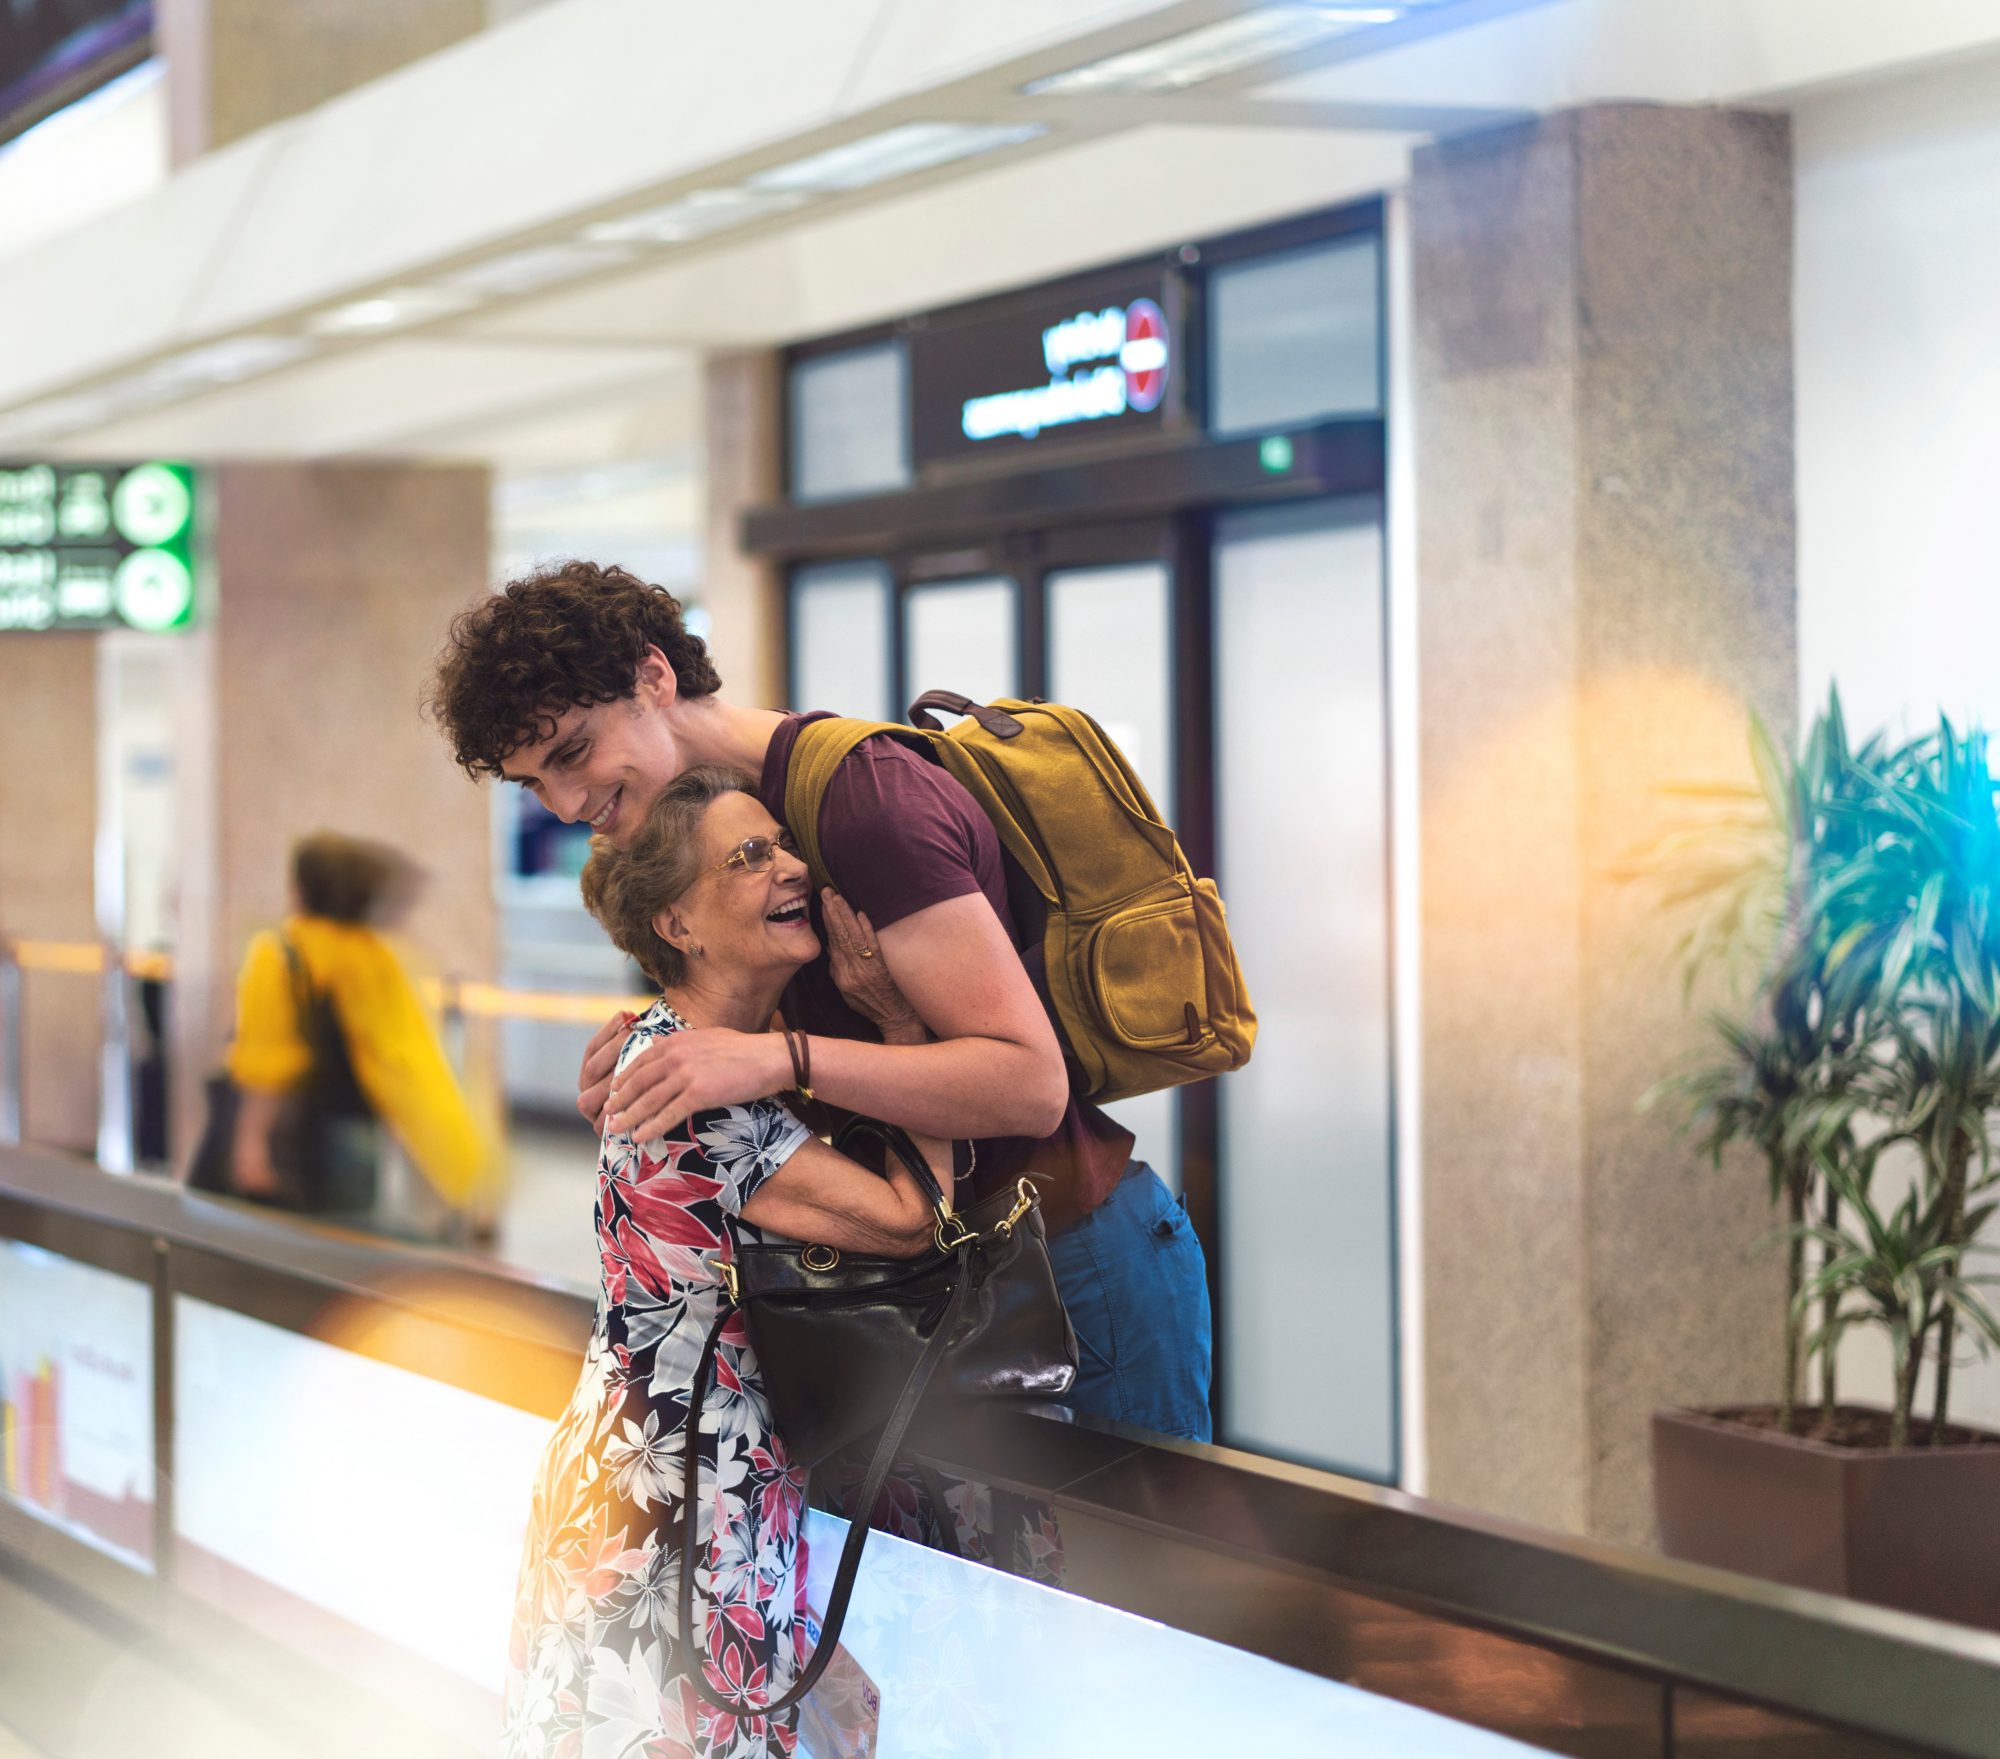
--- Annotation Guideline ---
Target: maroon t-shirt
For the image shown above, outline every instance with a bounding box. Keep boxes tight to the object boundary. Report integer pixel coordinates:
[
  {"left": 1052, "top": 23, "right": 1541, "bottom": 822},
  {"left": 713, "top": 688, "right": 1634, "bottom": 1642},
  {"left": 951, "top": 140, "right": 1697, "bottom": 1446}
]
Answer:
[{"left": 760, "top": 712, "right": 1131, "bottom": 1232}]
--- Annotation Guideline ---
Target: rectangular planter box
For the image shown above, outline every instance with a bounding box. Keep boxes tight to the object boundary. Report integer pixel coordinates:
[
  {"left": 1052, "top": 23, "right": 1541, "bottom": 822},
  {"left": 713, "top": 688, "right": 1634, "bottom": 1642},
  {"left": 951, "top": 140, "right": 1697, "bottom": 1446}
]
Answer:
[{"left": 1653, "top": 1405, "right": 2000, "bottom": 1631}]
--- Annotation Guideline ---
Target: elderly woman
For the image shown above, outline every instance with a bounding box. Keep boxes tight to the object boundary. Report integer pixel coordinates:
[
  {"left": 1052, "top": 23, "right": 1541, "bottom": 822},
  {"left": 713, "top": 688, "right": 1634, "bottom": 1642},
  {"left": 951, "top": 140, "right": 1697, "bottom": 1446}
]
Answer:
[{"left": 502, "top": 767, "right": 944, "bottom": 1759}]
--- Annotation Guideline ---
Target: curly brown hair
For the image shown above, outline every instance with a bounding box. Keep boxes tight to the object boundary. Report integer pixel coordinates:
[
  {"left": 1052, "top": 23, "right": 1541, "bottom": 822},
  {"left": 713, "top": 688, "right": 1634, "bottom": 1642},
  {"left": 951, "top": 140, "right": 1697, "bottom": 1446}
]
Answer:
[
  {"left": 579, "top": 767, "right": 757, "bottom": 990},
  {"left": 425, "top": 560, "right": 722, "bottom": 776}
]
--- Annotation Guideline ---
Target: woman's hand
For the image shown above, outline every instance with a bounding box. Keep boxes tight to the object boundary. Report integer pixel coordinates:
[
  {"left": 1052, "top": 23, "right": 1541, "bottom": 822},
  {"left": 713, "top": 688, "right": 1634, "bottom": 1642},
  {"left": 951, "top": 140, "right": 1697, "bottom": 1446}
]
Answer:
[{"left": 824, "top": 889, "right": 924, "bottom": 1041}]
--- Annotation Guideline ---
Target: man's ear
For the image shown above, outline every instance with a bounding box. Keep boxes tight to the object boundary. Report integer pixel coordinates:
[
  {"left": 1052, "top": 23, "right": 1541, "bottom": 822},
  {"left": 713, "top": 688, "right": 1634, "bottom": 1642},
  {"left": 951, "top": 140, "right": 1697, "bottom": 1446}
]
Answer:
[{"left": 635, "top": 645, "right": 679, "bottom": 710}]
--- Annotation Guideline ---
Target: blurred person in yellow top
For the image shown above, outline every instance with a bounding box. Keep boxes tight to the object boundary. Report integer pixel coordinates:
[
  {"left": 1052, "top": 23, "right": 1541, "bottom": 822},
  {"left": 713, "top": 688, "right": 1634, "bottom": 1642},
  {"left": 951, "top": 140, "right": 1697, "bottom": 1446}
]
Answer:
[{"left": 226, "top": 833, "right": 489, "bottom": 1224}]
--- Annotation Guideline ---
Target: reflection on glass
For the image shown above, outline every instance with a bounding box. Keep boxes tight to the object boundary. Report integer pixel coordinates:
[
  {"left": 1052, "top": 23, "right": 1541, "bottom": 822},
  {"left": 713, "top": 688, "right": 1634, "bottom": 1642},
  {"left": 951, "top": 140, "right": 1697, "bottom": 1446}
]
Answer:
[
  {"left": 903, "top": 576, "right": 1019, "bottom": 712},
  {"left": 791, "top": 560, "right": 894, "bottom": 720},
  {"left": 172, "top": 1295, "right": 549, "bottom": 1706},
  {"left": 1215, "top": 501, "right": 1393, "bottom": 1480},
  {"left": 1048, "top": 560, "right": 1181, "bottom": 1190},
  {"left": 0, "top": 1239, "right": 155, "bottom": 1571},
  {"left": 1209, "top": 235, "right": 1382, "bottom": 434},
  {"left": 788, "top": 342, "right": 911, "bottom": 503}
]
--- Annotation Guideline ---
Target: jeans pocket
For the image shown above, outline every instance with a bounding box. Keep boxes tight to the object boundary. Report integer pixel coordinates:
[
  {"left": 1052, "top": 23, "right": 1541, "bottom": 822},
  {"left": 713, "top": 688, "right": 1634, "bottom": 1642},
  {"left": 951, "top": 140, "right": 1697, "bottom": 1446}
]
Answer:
[{"left": 1070, "top": 1310, "right": 1118, "bottom": 1372}]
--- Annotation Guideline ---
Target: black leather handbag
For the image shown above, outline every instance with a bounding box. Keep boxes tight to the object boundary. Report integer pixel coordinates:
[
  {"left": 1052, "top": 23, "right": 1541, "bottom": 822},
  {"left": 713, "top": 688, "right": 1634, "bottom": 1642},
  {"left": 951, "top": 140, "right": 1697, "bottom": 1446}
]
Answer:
[{"left": 676, "top": 1117, "right": 1075, "bottom": 1719}]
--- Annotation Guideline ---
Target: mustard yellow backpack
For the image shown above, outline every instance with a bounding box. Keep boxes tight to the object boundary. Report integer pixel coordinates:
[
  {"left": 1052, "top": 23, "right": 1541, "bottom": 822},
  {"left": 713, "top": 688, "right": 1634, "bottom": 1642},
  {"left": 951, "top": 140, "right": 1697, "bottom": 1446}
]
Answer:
[{"left": 784, "top": 691, "right": 1256, "bottom": 1105}]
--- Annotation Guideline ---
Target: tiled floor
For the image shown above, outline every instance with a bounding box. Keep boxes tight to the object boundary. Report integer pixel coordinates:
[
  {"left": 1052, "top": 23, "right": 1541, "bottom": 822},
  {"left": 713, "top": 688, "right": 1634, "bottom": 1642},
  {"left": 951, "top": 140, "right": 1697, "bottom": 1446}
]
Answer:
[{"left": 0, "top": 1571, "right": 312, "bottom": 1759}]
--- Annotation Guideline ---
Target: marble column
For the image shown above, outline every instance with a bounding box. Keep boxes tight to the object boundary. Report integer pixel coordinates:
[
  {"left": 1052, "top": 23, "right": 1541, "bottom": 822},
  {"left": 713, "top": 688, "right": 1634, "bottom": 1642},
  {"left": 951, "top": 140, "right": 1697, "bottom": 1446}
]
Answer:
[
  {"left": 0, "top": 635, "right": 99, "bottom": 1153},
  {"left": 169, "top": 462, "right": 497, "bottom": 1168},
  {"left": 703, "top": 351, "right": 787, "bottom": 710},
  {"left": 157, "top": 0, "right": 486, "bottom": 162},
  {"left": 1411, "top": 106, "right": 1797, "bottom": 1545}
]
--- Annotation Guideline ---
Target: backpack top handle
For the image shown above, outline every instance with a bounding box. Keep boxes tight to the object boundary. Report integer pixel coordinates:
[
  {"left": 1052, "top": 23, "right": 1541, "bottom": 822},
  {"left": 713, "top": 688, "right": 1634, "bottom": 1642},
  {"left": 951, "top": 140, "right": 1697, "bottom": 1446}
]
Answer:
[{"left": 907, "top": 690, "right": 1025, "bottom": 739}]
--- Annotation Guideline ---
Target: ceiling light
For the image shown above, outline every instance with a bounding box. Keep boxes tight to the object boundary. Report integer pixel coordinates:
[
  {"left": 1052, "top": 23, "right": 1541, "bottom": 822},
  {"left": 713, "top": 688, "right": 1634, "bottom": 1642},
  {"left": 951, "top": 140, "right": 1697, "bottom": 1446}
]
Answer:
[
  {"left": 307, "top": 286, "right": 479, "bottom": 337},
  {"left": 1024, "top": 6, "right": 1407, "bottom": 95},
  {"left": 141, "top": 335, "right": 314, "bottom": 390},
  {"left": 582, "top": 186, "right": 809, "bottom": 246},
  {"left": 0, "top": 393, "right": 124, "bottom": 446},
  {"left": 748, "top": 123, "right": 1046, "bottom": 194},
  {"left": 429, "top": 242, "right": 634, "bottom": 299}
]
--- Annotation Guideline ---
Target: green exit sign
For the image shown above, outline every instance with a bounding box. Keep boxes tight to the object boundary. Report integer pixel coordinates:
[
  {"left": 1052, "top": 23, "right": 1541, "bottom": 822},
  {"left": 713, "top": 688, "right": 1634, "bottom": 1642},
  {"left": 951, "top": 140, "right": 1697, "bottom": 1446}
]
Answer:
[{"left": 0, "top": 462, "right": 198, "bottom": 633}]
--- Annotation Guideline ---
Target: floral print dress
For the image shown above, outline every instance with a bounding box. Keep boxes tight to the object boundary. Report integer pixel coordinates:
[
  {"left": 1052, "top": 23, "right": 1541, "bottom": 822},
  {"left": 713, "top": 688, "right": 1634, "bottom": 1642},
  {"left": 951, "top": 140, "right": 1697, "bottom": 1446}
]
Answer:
[{"left": 503, "top": 1001, "right": 814, "bottom": 1759}]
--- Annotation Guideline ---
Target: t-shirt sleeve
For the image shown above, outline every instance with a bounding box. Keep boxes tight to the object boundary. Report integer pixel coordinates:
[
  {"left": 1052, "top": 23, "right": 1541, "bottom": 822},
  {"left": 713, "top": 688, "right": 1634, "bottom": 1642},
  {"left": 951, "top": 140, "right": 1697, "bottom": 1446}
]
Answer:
[
  {"left": 815, "top": 739, "right": 993, "bottom": 930},
  {"left": 225, "top": 931, "right": 309, "bottom": 1092},
  {"left": 686, "top": 1099, "right": 813, "bottom": 1217}
]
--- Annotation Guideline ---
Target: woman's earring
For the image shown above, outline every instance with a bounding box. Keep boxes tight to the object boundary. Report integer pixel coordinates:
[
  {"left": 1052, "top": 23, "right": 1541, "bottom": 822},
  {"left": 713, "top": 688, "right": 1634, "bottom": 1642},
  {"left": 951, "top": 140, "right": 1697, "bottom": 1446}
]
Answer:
[{"left": 688, "top": 943, "right": 704, "bottom": 957}]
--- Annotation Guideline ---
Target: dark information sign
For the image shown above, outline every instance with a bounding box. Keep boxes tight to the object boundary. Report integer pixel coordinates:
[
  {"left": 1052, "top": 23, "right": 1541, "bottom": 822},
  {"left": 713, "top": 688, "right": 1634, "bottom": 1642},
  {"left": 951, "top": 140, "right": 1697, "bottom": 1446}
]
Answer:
[
  {"left": 0, "top": 461, "right": 197, "bottom": 632},
  {"left": 910, "top": 269, "right": 1184, "bottom": 470},
  {"left": 1, "top": 0, "right": 150, "bottom": 140}
]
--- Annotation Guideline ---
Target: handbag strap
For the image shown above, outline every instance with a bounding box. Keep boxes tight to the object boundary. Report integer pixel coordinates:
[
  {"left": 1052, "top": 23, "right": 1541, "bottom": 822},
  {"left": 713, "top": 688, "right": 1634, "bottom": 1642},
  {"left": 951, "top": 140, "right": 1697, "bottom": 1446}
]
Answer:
[
  {"left": 277, "top": 932, "right": 314, "bottom": 1021},
  {"left": 831, "top": 1114, "right": 953, "bottom": 1229},
  {"left": 675, "top": 1242, "right": 977, "bottom": 1722}
]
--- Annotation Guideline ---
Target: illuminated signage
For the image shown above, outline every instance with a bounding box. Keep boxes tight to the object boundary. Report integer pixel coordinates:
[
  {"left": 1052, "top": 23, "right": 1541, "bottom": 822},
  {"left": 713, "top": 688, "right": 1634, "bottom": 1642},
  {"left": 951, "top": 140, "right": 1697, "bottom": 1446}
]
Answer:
[
  {"left": 0, "top": 460, "right": 198, "bottom": 633},
  {"left": 961, "top": 298, "right": 1172, "bottom": 442},
  {"left": 911, "top": 271, "right": 1183, "bottom": 468}
]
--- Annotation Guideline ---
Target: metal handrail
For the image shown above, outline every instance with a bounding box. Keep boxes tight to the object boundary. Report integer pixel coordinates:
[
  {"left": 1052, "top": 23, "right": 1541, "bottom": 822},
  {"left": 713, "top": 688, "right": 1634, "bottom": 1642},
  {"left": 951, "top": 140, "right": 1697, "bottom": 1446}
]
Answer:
[{"left": 4, "top": 1143, "right": 2000, "bottom": 1759}]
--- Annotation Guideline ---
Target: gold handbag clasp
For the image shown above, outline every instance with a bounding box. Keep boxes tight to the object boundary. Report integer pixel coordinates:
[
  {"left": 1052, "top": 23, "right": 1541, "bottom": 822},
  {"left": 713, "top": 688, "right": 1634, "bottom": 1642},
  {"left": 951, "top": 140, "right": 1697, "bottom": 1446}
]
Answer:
[
  {"left": 801, "top": 1243, "right": 840, "bottom": 1272},
  {"left": 706, "top": 1255, "right": 740, "bottom": 1303}
]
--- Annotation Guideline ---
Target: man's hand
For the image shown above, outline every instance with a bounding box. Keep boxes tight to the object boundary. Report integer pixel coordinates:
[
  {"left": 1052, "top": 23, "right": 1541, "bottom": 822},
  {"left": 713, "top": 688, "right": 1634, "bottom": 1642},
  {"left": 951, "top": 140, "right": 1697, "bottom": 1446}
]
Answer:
[
  {"left": 608, "top": 1027, "right": 792, "bottom": 1144},
  {"left": 577, "top": 1010, "right": 637, "bottom": 1131}
]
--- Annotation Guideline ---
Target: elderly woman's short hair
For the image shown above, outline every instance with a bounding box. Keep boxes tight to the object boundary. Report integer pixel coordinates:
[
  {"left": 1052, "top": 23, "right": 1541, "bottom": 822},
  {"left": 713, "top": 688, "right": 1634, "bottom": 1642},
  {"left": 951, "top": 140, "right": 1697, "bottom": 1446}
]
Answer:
[{"left": 580, "top": 766, "right": 758, "bottom": 989}]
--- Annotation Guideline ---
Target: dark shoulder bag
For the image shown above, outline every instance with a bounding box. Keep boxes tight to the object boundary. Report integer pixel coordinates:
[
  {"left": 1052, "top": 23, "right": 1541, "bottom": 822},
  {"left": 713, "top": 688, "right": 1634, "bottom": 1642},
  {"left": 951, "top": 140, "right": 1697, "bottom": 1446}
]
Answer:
[
  {"left": 187, "top": 935, "right": 375, "bottom": 1211},
  {"left": 675, "top": 1117, "right": 1075, "bottom": 1720}
]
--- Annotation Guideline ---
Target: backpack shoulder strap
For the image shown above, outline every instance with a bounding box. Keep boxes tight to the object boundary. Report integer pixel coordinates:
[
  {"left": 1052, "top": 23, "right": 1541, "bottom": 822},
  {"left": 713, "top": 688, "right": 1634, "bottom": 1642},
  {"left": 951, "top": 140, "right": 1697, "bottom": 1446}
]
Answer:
[{"left": 782, "top": 716, "right": 924, "bottom": 891}]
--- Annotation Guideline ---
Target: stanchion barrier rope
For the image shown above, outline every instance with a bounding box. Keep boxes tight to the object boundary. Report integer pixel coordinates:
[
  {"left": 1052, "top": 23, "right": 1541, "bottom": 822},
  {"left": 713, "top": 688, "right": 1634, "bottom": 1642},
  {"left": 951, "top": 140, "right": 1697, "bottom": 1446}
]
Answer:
[{"left": 0, "top": 938, "right": 648, "bottom": 1023}]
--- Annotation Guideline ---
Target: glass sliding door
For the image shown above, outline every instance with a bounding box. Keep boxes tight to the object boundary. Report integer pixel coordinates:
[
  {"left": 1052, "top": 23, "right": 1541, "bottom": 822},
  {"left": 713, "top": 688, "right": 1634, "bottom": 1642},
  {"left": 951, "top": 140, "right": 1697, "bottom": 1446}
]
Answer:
[
  {"left": 789, "top": 560, "right": 894, "bottom": 720},
  {"left": 1213, "top": 500, "right": 1393, "bottom": 1480},
  {"left": 902, "top": 575, "right": 1020, "bottom": 712},
  {"left": 1046, "top": 559, "right": 1181, "bottom": 1191}
]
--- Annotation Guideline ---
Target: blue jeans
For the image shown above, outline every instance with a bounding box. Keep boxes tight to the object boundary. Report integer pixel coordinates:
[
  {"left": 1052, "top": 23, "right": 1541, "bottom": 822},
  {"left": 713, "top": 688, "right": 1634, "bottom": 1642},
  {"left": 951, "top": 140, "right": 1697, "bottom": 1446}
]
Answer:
[{"left": 1047, "top": 1160, "right": 1214, "bottom": 1442}]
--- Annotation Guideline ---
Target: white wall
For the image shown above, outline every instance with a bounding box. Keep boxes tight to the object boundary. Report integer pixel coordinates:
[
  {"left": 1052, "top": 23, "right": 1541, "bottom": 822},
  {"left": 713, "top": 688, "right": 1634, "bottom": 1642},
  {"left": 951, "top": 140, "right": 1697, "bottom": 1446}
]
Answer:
[
  {"left": 1794, "top": 48, "right": 2000, "bottom": 1430},
  {"left": 1796, "top": 49, "right": 2000, "bottom": 740}
]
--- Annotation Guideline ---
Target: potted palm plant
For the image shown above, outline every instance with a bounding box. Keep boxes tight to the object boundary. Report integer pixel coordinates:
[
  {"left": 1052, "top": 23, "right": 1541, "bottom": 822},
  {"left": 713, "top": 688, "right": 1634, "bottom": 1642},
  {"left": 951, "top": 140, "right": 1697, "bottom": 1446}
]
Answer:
[{"left": 1640, "top": 698, "right": 2000, "bottom": 1630}]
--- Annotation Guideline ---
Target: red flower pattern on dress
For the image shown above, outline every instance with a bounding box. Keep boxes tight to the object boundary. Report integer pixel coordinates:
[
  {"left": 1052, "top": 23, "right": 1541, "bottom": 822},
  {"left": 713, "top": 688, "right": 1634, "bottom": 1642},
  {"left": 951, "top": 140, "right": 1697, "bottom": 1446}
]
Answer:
[{"left": 502, "top": 1002, "right": 813, "bottom": 1759}]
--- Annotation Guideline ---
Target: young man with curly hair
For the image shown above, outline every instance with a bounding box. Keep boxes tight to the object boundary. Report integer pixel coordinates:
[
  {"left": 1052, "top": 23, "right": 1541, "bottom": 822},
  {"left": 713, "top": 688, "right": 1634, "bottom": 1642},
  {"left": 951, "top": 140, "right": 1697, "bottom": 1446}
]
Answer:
[{"left": 427, "top": 560, "right": 1213, "bottom": 1442}]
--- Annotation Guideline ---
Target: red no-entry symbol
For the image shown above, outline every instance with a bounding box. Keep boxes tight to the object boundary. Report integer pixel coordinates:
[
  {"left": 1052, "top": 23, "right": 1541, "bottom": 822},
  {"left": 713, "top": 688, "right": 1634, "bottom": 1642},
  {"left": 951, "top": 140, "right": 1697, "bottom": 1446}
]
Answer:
[{"left": 1120, "top": 298, "right": 1169, "bottom": 412}]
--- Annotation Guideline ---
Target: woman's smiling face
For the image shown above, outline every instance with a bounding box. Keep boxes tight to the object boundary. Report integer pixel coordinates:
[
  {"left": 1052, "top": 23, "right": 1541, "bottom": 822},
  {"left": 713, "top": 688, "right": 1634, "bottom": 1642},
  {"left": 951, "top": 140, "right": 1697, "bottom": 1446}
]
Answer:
[{"left": 656, "top": 792, "right": 819, "bottom": 982}]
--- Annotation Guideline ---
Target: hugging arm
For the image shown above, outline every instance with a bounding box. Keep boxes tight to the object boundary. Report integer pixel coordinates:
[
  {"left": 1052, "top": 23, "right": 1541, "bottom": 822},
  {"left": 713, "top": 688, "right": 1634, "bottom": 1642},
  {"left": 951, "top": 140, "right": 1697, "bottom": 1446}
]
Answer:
[
  {"left": 602, "top": 891, "right": 1068, "bottom": 1145},
  {"left": 801, "top": 890, "right": 1068, "bottom": 1138},
  {"left": 736, "top": 1133, "right": 941, "bottom": 1256}
]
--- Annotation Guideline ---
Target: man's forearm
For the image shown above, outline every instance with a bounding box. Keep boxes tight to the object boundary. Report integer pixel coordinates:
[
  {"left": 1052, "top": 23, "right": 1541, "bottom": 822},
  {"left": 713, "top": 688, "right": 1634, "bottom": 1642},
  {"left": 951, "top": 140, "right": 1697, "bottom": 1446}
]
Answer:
[{"left": 806, "top": 1031, "right": 1067, "bottom": 1141}]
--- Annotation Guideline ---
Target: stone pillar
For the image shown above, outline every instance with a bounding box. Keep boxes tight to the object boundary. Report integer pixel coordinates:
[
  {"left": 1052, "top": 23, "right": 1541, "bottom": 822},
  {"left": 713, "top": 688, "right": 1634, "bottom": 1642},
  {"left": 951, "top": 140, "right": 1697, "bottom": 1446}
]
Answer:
[
  {"left": 0, "top": 636, "right": 99, "bottom": 1153},
  {"left": 703, "top": 352, "right": 786, "bottom": 709},
  {"left": 1412, "top": 106, "right": 1797, "bottom": 1545},
  {"left": 169, "top": 463, "right": 497, "bottom": 1168},
  {"left": 157, "top": 0, "right": 485, "bottom": 163}
]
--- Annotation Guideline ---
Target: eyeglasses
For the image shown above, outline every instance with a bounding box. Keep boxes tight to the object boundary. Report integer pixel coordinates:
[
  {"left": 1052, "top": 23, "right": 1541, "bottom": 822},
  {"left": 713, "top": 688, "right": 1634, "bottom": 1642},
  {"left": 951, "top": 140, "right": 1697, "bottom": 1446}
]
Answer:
[{"left": 703, "top": 829, "right": 801, "bottom": 880}]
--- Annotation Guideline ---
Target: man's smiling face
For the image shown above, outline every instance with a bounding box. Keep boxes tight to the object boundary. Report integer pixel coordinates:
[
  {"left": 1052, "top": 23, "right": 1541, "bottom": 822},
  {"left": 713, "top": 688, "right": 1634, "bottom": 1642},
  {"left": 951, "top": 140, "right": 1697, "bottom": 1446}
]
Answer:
[{"left": 501, "top": 693, "right": 686, "bottom": 850}]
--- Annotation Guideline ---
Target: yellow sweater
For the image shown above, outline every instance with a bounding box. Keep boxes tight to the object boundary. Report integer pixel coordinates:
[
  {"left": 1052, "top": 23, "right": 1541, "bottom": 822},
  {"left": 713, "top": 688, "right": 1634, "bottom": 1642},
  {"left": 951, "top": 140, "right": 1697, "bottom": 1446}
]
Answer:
[{"left": 226, "top": 916, "right": 487, "bottom": 1205}]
